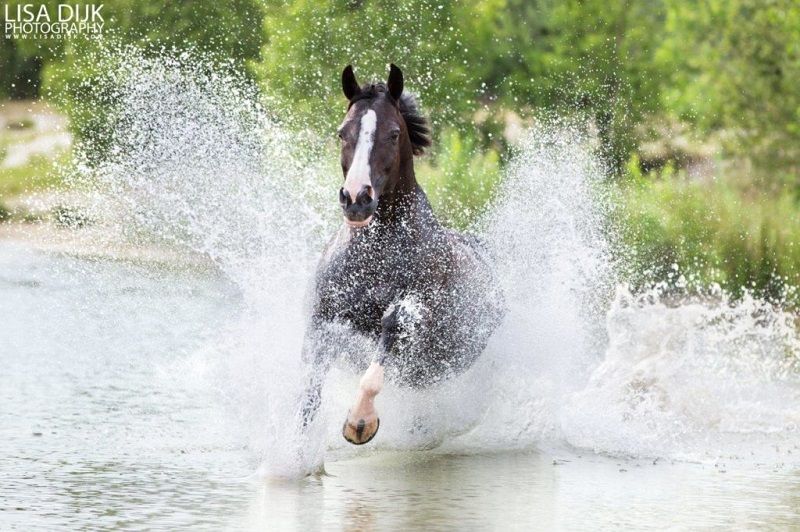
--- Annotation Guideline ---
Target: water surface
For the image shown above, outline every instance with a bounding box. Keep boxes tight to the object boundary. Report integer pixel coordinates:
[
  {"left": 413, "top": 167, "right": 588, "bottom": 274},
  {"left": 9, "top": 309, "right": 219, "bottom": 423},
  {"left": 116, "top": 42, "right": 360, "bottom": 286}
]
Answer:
[{"left": 2, "top": 240, "right": 800, "bottom": 530}]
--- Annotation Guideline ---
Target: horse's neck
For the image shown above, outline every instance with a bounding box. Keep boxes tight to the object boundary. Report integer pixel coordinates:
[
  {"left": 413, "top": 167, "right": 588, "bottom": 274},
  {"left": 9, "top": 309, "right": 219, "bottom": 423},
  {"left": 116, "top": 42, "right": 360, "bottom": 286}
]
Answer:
[
  {"left": 377, "top": 153, "right": 439, "bottom": 227},
  {"left": 376, "top": 182, "right": 439, "bottom": 232}
]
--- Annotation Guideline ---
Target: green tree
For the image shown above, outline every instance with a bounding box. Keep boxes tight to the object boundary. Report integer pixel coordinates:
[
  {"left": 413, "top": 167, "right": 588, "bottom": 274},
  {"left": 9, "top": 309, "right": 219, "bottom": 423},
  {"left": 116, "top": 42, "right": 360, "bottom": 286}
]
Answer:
[
  {"left": 256, "top": 0, "right": 504, "bottom": 136},
  {"left": 498, "top": 0, "right": 666, "bottom": 171},
  {"left": 655, "top": 0, "right": 800, "bottom": 173},
  {"left": 256, "top": 0, "right": 667, "bottom": 171},
  {"left": 41, "top": 0, "right": 264, "bottom": 146},
  {"left": 0, "top": 0, "right": 66, "bottom": 98}
]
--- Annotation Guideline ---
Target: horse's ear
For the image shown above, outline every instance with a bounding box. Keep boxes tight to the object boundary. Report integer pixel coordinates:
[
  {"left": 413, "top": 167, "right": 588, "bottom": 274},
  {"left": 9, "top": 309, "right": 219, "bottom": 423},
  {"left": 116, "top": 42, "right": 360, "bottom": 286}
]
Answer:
[
  {"left": 342, "top": 65, "right": 360, "bottom": 101},
  {"left": 387, "top": 63, "right": 403, "bottom": 101}
]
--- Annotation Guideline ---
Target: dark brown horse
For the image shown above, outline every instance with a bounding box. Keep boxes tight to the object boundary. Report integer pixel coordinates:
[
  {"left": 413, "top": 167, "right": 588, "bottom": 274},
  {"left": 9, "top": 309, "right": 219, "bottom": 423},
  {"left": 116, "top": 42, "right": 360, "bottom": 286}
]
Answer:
[{"left": 300, "top": 64, "right": 504, "bottom": 445}]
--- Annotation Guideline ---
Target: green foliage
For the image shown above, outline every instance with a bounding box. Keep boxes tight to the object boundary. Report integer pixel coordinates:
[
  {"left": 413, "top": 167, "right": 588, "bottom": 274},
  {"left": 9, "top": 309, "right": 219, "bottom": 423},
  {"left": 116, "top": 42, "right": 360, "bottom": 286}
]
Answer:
[
  {"left": 0, "top": 0, "right": 66, "bottom": 98},
  {"left": 655, "top": 0, "right": 800, "bottom": 169},
  {"left": 619, "top": 171, "right": 800, "bottom": 302},
  {"left": 256, "top": 0, "right": 670, "bottom": 170},
  {"left": 499, "top": 0, "right": 667, "bottom": 170},
  {"left": 417, "top": 129, "right": 501, "bottom": 229},
  {"left": 10, "top": 0, "right": 799, "bottom": 175},
  {"left": 40, "top": 0, "right": 264, "bottom": 148},
  {"left": 255, "top": 0, "right": 800, "bottom": 177},
  {"left": 256, "top": 0, "right": 503, "bottom": 135}
]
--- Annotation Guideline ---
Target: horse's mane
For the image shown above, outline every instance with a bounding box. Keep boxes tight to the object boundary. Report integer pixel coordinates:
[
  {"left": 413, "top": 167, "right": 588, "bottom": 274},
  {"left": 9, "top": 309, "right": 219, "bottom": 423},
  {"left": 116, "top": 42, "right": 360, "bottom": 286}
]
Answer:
[
  {"left": 398, "top": 92, "right": 432, "bottom": 155},
  {"left": 350, "top": 83, "right": 432, "bottom": 155}
]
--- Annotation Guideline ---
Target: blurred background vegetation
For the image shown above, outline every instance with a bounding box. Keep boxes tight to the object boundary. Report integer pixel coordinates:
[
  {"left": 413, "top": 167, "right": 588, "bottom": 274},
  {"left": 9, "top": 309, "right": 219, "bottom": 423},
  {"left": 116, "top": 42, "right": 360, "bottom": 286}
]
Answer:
[{"left": 1, "top": 0, "right": 799, "bottom": 302}]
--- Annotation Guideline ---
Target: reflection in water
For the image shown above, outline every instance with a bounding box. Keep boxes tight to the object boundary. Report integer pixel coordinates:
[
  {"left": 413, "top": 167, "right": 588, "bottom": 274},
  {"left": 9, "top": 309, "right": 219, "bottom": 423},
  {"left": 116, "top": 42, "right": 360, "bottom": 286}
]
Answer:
[{"left": 245, "top": 451, "right": 800, "bottom": 530}]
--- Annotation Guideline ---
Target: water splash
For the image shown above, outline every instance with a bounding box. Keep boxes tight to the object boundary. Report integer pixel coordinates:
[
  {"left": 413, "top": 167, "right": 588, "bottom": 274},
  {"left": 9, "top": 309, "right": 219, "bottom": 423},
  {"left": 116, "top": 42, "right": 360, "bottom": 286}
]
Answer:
[
  {"left": 65, "top": 50, "right": 800, "bottom": 476},
  {"left": 64, "top": 49, "right": 337, "bottom": 476},
  {"left": 563, "top": 285, "right": 800, "bottom": 461},
  {"left": 447, "top": 124, "right": 617, "bottom": 449},
  {"left": 468, "top": 125, "right": 800, "bottom": 462}
]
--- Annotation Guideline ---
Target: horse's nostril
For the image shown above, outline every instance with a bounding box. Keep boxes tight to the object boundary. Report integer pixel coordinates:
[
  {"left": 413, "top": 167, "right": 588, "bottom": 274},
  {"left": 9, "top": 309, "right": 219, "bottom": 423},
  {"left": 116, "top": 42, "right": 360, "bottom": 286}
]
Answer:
[
  {"left": 356, "top": 186, "right": 373, "bottom": 206},
  {"left": 339, "top": 187, "right": 351, "bottom": 206}
]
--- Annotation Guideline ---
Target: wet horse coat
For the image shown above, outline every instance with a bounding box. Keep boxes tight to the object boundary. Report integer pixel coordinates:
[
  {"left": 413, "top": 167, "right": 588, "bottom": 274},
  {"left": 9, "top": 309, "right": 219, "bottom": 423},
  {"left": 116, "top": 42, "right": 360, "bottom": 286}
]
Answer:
[{"left": 301, "top": 64, "right": 504, "bottom": 444}]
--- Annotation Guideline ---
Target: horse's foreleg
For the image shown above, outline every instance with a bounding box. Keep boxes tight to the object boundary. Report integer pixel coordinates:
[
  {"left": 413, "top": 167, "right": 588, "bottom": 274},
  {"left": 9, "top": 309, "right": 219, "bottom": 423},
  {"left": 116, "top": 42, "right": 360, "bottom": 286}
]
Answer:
[
  {"left": 342, "top": 360, "right": 384, "bottom": 444},
  {"left": 300, "top": 359, "right": 328, "bottom": 428},
  {"left": 343, "top": 300, "right": 420, "bottom": 444}
]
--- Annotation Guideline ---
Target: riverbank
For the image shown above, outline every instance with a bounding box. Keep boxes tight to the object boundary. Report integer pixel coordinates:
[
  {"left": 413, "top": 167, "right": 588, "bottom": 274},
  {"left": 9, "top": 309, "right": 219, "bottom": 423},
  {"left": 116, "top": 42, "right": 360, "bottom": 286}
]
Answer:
[
  {"left": 616, "top": 166, "right": 800, "bottom": 305},
  {"left": 0, "top": 220, "right": 217, "bottom": 270},
  {"left": 0, "top": 99, "right": 70, "bottom": 221}
]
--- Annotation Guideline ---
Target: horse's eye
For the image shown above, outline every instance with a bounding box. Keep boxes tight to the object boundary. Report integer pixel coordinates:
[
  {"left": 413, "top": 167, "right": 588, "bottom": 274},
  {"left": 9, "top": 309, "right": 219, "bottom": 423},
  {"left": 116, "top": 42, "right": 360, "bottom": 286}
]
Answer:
[
  {"left": 337, "top": 130, "right": 345, "bottom": 141},
  {"left": 390, "top": 130, "right": 400, "bottom": 142}
]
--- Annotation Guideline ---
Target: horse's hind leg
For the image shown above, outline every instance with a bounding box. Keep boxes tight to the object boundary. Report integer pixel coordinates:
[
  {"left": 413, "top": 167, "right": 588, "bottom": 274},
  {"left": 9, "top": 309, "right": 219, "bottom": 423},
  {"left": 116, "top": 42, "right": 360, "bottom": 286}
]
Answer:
[{"left": 342, "top": 297, "right": 424, "bottom": 445}]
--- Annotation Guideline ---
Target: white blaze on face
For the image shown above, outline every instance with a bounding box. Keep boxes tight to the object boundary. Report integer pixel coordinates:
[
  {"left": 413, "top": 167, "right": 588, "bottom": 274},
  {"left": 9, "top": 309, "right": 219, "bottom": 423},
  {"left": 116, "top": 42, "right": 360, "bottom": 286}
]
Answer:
[{"left": 343, "top": 109, "right": 377, "bottom": 203}]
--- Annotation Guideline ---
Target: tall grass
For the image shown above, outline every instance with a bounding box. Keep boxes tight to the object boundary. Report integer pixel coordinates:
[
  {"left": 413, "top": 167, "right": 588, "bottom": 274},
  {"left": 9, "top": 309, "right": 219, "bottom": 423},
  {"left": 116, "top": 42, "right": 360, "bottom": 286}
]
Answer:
[
  {"left": 0, "top": 154, "right": 65, "bottom": 198},
  {"left": 416, "top": 129, "right": 502, "bottom": 230},
  {"left": 618, "top": 167, "right": 800, "bottom": 303}
]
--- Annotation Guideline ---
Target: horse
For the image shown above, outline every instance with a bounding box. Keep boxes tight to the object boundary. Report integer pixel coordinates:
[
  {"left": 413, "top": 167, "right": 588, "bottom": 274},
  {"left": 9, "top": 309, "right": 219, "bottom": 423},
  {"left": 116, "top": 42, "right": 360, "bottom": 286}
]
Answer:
[{"left": 300, "top": 63, "right": 504, "bottom": 445}]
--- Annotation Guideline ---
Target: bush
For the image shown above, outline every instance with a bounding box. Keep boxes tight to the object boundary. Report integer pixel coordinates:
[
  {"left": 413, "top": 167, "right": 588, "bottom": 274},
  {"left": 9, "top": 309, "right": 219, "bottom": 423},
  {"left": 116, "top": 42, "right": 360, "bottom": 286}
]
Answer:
[
  {"left": 619, "top": 169, "right": 800, "bottom": 303},
  {"left": 416, "top": 129, "right": 501, "bottom": 229},
  {"left": 41, "top": 0, "right": 264, "bottom": 150}
]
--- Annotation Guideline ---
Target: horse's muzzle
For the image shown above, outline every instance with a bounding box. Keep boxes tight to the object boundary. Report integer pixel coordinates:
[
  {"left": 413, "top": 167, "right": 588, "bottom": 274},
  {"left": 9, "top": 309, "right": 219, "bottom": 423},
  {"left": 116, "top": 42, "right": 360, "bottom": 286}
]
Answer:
[{"left": 340, "top": 185, "right": 377, "bottom": 227}]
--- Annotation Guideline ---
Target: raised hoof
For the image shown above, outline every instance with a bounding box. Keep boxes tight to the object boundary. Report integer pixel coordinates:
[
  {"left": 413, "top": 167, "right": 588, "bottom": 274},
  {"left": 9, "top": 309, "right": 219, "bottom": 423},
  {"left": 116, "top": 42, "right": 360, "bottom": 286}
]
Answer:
[{"left": 342, "top": 412, "right": 380, "bottom": 445}]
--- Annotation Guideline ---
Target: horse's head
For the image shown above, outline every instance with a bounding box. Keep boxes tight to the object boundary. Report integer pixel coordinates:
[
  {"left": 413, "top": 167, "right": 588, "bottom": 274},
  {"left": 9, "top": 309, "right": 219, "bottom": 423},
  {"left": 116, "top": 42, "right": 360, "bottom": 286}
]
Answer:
[{"left": 337, "top": 64, "right": 430, "bottom": 228}]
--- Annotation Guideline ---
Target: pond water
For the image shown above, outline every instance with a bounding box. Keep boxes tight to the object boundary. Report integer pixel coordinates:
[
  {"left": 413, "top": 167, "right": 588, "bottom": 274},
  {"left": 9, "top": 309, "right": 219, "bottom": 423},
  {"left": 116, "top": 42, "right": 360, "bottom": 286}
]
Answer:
[{"left": 2, "top": 239, "right": 800, "bottom": 530}]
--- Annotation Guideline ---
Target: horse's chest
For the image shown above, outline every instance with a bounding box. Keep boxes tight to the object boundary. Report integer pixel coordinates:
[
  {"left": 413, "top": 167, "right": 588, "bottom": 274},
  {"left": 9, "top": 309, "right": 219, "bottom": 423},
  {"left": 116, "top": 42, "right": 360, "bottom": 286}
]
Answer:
[{"left": 318, "top": 248, "right": 416, "bottom": 331}]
